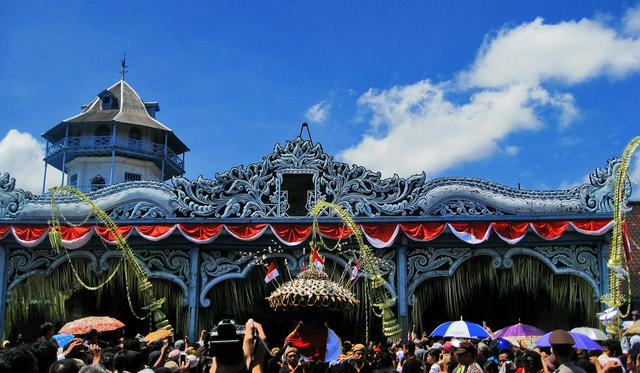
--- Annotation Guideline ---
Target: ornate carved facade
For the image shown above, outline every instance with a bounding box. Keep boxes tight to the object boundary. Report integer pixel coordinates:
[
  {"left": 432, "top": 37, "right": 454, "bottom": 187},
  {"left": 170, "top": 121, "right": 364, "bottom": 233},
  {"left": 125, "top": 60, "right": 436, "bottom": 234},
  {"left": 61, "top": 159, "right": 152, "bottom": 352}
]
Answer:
[{"left": 0, "top": 137, "right": 617, "bottom": 339}]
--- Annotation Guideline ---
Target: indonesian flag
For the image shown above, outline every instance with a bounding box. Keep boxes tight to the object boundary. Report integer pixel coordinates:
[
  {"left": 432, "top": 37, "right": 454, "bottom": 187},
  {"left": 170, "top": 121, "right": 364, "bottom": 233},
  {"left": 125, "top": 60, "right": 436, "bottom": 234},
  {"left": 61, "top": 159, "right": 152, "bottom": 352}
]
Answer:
[
  {"left": 350, "top": 260, "right": 361, "bottom": 280},
  {"left": 301, "top": 263, "right": 306, "bottom": 273},
  {"left": 311, "top": 246, "right": 325, "bottom": 270},
  {"left": 264, "top": 262, "right": 279, "bottom": 283}
]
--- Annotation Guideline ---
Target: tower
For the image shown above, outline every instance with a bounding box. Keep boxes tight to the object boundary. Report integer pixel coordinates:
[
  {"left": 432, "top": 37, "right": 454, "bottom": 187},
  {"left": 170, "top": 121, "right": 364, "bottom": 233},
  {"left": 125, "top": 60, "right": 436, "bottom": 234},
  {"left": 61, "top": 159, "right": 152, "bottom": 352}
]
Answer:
[{"left": 41, "top": 79, "right": 189, "bottom": 193}]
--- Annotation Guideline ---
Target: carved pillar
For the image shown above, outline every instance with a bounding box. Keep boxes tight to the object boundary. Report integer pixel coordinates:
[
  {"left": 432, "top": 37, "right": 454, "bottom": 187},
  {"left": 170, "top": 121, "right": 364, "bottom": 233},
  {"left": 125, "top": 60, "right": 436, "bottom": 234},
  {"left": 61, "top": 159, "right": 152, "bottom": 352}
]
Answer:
[
  {"left": 598, "top": 239, "right": 610, "bottom": 307},
  {"left": 397, "top": 238, "right": 409, "bottom": 338},
  {"left": 0, "top": 245, "right": 8, "bottom": 339},
  {"left": 188, "top": 246, "right": 199, "bottom": 341}
]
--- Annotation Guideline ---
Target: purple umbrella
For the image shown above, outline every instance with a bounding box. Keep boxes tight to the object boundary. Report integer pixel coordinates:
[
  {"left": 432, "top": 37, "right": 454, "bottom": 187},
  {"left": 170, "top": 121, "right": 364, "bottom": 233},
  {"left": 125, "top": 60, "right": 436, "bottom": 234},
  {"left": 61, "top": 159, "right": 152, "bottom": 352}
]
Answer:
[
  {"left": 535, "top": 332, "right": 603, "bottom": 350},
  {"left": 494, "top": 323, "right": 545, "bottom": 339}
]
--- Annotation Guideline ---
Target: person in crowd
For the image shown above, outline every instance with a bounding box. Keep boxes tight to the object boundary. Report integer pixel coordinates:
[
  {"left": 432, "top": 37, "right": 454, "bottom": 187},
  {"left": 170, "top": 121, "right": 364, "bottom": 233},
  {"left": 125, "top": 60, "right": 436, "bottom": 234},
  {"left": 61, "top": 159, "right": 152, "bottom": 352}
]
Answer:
[
  {"left": 498, "top": 349, "right": 516, "bottom": 373},
  {"left": 427, "top": 349, "right": 441, "bottom": 373},
  {"left": 338, "top": 344, "right": 371, "bottom": 373},
  {"left": 278, "top": 347, "right": 307, "bottom": 373},
  {"left": 38, "top": 322, "right": 59, "bottom": 348},
  {"left": 400, "top": 342, "right": 421, "bottom": 373},
  {"left": 520, "top": 350, "right": 543, "bottom": 373},
  {"left": 454, "top": 343, "right": 483, "bottom": 373},
  {"left": 549, "top": 330, "right": 586, "bottom": 373}
]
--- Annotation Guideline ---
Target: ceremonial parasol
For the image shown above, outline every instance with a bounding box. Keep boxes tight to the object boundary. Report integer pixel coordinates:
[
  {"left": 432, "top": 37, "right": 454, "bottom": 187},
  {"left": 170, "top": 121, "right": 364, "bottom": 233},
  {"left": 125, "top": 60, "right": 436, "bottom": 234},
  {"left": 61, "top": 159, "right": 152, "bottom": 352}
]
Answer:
[
  {"left": 535, "top": 331, "right": 603, "bottom": 350},
  {"left": 494, "top": 323, "right": 545, "bottom": 347},
  {"left": 59, "top": 316, "right": 125, "bottom": 335},
  {"left": 144, "top": 329, "right": 173, "bottom": 342},
  {"left": 571, "top": 327, "right": 607, "bottom": 341},
  {"left": 430, "top": 319, "right": 491, "bottom": 339},
  {"left": 267, "top": 269, "right": 358, "bottom": 310}
]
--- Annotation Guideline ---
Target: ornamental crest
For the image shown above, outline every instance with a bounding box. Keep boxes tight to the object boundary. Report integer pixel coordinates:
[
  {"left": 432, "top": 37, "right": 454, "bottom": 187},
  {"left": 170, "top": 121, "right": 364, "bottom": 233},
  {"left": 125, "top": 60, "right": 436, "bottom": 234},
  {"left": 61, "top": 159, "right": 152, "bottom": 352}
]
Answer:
[{"left": 171, "top": 137, "right": 623, "bottom": 218}]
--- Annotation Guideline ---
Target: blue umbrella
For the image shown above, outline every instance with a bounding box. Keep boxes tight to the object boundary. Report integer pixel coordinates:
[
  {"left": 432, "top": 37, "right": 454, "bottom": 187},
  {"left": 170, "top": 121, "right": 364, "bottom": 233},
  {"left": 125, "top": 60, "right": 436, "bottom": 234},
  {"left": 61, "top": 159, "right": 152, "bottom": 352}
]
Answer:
[
  {"left": 535, "top": 332, "right": 603, "bottom": 350},
  {"left": 430, "top": 319, "right": 491, "bottom": 339},
  {"left": 53, "top": 333, "right": 74, "bottom": 348}
]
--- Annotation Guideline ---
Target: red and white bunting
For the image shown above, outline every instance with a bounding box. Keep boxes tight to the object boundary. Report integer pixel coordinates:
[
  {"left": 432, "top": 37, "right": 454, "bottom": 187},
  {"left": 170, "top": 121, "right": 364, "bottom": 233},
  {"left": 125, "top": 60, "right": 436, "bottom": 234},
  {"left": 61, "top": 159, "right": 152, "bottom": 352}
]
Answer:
[{"left": 0, "top": 219, "right": 616, "bottom": 249}]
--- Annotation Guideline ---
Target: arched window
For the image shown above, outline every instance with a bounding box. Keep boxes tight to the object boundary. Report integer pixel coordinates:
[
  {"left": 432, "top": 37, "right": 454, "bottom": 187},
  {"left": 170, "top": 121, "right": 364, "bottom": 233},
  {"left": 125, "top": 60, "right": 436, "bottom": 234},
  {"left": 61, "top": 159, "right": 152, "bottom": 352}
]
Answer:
[
  {"left": 90, "top": 175, "right": 106, "bottom": 191},
  {"left": 128, "top": 127, "right": 142, "bottom": 150}
]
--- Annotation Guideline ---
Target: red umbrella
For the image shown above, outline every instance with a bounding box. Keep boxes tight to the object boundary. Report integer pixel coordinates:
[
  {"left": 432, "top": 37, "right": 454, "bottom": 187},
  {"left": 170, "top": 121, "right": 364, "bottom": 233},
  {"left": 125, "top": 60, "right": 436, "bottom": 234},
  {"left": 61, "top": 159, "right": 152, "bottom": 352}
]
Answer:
[{"left": 59, "top": 316, "right": 125, "bottom": 335}]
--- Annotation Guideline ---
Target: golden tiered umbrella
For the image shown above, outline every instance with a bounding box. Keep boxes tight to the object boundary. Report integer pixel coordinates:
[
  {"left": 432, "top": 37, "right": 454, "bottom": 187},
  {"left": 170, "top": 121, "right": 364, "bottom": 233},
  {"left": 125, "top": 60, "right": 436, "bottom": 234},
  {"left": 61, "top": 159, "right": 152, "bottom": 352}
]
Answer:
[{"left": 267, "top": 269, "right": 358, "bottom": 310}]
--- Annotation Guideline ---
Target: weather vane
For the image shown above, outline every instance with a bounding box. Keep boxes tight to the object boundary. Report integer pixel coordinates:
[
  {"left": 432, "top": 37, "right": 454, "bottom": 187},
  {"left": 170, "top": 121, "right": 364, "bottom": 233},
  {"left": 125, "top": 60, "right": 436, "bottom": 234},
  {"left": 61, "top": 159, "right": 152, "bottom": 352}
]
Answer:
[{"left": 120, "top": 53, "right": 128, "bottom": 81}]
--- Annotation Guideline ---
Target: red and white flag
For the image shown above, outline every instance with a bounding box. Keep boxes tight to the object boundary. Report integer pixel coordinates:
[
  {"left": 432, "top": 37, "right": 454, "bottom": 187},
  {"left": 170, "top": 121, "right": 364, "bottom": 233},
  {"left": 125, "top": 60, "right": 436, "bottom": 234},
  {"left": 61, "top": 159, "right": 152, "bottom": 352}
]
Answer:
[
  {"left": 350, "top": 260, "right": 361, "bottom": 280},
  {"left": 264, "top": 262, "right": 279, "bottom": 283},
  {"left": 311, "top": 246, "right": 325, "bottom": 270},
  {"left": 300, "top": 263, "right": 306, "bottom": 273},
  {"left": 622, "top": 220, "right": 633, "bottom": 262}
]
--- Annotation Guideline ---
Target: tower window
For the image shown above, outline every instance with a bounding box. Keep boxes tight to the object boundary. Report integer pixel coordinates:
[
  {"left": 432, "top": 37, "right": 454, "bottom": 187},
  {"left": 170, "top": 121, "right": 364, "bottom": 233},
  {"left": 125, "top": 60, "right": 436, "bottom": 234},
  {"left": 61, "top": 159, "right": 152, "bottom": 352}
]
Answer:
[
  {"left": 125, "top": 172, "right": 141, "bottom": 182},
  {"left": 101, "top": 95, "right": 112, "bottom": 110},
  {"left": 128, "top": 127, "right": 142, "bottom": 149},
  {"left": 90, "top": 175, "right": 106, "bottom": 191},
  {"left": 69, "top": 174, "right": 78, "bottom": 187}
]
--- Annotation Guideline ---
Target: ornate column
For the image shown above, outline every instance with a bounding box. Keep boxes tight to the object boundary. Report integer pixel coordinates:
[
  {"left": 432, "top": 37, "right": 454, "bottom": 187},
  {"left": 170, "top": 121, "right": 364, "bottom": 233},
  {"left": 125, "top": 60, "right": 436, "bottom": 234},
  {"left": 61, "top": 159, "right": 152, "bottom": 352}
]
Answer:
[
  {"left": 188, "top": 246, "right": 200, "bottom": 341},
  {"left": 598, "top": 239, "right": 610, "bottom": 307},
  {"left": 397, "top": 237, "right": 409, "bottom": 338},
  {"left": 0, "top": 245, "right": 8, "bottom": 339}
]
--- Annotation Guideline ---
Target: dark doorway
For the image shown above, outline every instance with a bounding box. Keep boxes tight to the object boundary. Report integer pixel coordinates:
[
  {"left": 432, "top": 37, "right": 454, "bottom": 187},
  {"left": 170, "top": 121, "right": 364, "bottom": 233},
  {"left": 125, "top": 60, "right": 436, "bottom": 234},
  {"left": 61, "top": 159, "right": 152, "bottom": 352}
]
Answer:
[{"left": 411, "top": 256, "right": 597, "bottom": 335}]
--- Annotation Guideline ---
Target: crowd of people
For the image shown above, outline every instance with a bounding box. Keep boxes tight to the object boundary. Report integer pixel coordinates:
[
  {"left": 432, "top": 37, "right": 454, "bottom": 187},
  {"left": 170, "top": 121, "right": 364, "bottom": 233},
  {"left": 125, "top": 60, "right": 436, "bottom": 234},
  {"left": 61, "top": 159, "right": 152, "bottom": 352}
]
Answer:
[{"left": 0, "top": 320, "right": 638, "bottom": 373}]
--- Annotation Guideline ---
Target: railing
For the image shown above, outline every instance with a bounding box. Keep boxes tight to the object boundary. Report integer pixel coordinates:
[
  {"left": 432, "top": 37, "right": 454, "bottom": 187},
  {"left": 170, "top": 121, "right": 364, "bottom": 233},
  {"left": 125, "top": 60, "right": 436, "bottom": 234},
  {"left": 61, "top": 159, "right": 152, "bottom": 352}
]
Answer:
[
  {"left": 71, "top": 180, "right": 161, "bottom": 193},
  {"left": 46, "top": 135, "right": 184, "bottom": 171}
]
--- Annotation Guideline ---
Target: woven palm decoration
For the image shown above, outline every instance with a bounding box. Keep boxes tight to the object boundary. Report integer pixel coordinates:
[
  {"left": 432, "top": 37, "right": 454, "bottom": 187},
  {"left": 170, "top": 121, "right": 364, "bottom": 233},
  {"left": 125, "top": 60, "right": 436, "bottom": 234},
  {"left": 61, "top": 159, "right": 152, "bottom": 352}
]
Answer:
[{"left": 267, "top": 269, "right": 358, "bottom": 310}]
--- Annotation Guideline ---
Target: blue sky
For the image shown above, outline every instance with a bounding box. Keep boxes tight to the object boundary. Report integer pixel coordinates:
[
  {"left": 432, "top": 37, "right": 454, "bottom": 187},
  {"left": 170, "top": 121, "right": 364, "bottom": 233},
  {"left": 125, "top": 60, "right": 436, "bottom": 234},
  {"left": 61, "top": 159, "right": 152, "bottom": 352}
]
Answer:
[{"left": 1, "top": 1, "right": 640, "bottom": 195}]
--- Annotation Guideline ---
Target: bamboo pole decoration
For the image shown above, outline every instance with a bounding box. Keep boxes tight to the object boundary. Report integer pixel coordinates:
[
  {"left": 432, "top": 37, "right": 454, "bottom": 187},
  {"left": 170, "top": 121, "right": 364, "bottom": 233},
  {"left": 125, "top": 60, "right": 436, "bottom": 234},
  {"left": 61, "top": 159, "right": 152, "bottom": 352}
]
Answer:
[
  {"left": 310, "top": 201, "right": 402, "bottom": 342},
  {"left": 604, "top": 136, "right": 640, "bottom": 337},
  {"left": 48, "top": 186, "right": 173, "bottom": 333}
]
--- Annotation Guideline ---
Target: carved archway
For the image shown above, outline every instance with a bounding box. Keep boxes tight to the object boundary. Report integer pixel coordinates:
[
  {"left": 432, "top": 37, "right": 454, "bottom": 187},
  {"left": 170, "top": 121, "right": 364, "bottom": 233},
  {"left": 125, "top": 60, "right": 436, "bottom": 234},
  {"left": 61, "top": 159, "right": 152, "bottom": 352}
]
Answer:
[
  {"left": 197, "top": 249, "right": 397, "bottom": 342},
  {"left": 408, "top": 251, "right": 599, "bottom": 332},
  {"left": 406, "top": 245, "right": 600, "bottom": 305}
]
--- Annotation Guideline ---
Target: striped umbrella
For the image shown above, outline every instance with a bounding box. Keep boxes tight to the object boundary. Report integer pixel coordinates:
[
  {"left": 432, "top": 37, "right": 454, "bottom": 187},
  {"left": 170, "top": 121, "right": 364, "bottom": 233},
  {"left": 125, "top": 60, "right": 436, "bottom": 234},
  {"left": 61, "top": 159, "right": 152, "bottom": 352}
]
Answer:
[{"left": 430, "top": 319, "right": 491, "bottom": 339}]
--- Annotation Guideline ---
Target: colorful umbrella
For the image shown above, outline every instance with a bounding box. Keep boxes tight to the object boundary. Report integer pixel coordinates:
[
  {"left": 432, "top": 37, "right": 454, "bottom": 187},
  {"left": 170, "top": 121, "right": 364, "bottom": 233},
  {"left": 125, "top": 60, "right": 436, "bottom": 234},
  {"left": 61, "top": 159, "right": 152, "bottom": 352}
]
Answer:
[
  {"left": 52, "top": 333, "right": 74, "bottom": 348},
  {"left": 535, "top": 332, "right": 603, "bottom": 350},
  {"left": 59, "top": 316, "right": 125, "bottom": 335},
  {"left": 430, "top": 319, "right": 490, "bottom": 339},
  {"left": 493, "top": 323, "right": 545, "bottom": 347},
  {"left": 570, "top": 327, "right": 607, "bottom": 341},
  {"left": 144, "top": 329, "right": 173, "bottom": 343},
  {"left": 625, "top": 320, "right": 640, "bottom": 335}
]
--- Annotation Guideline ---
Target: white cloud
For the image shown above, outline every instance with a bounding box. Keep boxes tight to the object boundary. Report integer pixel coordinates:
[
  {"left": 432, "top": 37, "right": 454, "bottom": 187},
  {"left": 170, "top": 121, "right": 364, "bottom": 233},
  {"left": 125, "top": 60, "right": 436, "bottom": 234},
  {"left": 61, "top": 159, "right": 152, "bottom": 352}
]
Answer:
[
  {"left": 341, "top": 11, "right": 640, "bottom": 177},
  {"left": 341, "top": 82, "right": 541, "bottom": 176},
  {"left": 505, "top": 145, "right": 521, "bottom": 156},
  {"left": 0, "top": 129, "right": 61, "bottom": 193},
  {"left": 624, "top": 5, "right": 640, "bottom": 35},
  {"left": 462, "top": 17, "right": 640, "bottom": 88},
  {"left": 305, "top": 101, "right": 332, "bottom": 124}
]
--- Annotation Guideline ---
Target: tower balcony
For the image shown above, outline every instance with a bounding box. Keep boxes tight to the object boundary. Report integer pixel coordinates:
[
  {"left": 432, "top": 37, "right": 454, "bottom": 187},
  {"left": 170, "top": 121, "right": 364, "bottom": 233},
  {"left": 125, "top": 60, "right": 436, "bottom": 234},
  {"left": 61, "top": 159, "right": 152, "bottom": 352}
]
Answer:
[{"left": 44, "top": 135, "right": 185, "bottom": 178}]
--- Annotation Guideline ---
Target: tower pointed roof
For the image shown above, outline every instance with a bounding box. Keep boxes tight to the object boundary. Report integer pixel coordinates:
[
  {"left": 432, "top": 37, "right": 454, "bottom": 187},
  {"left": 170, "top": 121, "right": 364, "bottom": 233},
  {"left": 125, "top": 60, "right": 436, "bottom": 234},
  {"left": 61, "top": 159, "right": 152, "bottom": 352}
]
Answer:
[{"left": 43, "top": 80, "right": 189, "bottom": 153}]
